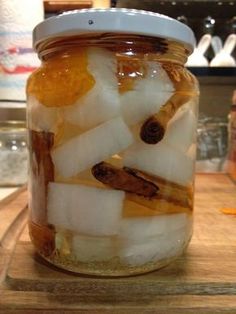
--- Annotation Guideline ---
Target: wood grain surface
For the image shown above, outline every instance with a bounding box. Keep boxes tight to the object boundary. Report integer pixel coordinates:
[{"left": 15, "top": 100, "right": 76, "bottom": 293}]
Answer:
[{"left": 0, "top": 174, "right": 236, "bottom": 313}]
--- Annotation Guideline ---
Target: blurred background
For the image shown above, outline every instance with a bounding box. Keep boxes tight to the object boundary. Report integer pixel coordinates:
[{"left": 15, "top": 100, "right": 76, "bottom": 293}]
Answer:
[{"left": 0, "top": 0, "right": 236, "bottom": 191}]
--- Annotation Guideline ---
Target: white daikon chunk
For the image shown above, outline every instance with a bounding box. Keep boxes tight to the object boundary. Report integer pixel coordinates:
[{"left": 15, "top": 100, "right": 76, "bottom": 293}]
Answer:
[
  {"left": 119, "top": 226, "right": 190, "bottom": 266},
  {"left": 119, "top": 213, "right": 188, "bottom": 241},
  {"left": 119, "top": 214, "right": 192, "bottom": 266},
  {"left": 163, "top": 108, "right": 197, "bottom": 152},
  {"left": 27, "top": 94, "right": 59, "bottom": 132},
  {"left": 121, "top": 62, "right": 174, "bottom": 126},
  {"left": 72, "top": 234, "right": 116, "bottom": 262},
  {"left": 47, "top": 182, "right": 125, "bottom": 236},
  {"left": 65, "top": 48, "right": 120, "bottom": 129},
  {"left": 123, "top": 141, "right": 194, "bottom": 186},
  {"left": 52, "top": 116, "right": 133, "bottom": 178}
]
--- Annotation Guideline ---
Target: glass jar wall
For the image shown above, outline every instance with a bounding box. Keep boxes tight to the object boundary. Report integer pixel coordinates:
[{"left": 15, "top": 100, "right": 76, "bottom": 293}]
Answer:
[
  {"left": 27, "top": 10, "right": 199, "bottom": 276},
  {"left": 0, "top": 121, "right": 27, "bottom": 186}
]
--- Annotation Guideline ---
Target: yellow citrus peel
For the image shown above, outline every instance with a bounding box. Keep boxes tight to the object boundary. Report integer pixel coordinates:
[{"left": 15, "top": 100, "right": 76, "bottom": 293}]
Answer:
[{"left": 27, "top": 48, "right": 95, "bottom": 107}]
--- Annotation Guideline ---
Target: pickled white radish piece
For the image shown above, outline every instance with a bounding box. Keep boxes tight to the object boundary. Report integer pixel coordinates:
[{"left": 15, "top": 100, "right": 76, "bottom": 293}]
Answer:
[
  {"left": 27, "top": 94, "right": 59, "bottom": 132},
  {"left": 72, "top": 234, "right": 116, "bottom": 262},
  {"left": 47, "top": 182, "right": 125, "bottom": 236},
  {"left": 65, "top": 48, "right": 120, "bottom": 129},
  {"left": 119, "top": 226, "right": 190, "bottom": 266},
  {"left": 120, "top": 213, "right": 188, "bottom": 240},
  {"left": 119, "top": 213, "right": 191, "bottom": 266},
  {"left": 52, "top": 116, "right": 133, "bottom": 178},
  {"left": 121, "top": 62, "right": 174, "bottom": 126},
  {"left": 163, "top": 108, "right": 197, "bottom": 153},
  {"left": 123, "top": 141, "right": 194, "bottom": 186}
]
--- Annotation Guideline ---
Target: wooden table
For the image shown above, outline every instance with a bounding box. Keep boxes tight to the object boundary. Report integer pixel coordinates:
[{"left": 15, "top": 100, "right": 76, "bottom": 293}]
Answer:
[{"left": 0, "top": 174, "right": 236, "bottom": 313}]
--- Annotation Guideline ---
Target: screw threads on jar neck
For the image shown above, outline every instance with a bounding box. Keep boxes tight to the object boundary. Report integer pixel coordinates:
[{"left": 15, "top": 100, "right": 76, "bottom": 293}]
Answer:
[{"left": 36, "top": 33, "right": 189, "bottom": 65}]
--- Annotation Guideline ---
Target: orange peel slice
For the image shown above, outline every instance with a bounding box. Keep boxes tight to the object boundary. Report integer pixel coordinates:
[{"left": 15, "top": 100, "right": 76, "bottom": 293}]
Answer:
[
  {"left": 27, "top": 48, "right": 95, "bottom": 107},
  {"left": 219, "top": 208, "right": 236, "bottom": 215}
]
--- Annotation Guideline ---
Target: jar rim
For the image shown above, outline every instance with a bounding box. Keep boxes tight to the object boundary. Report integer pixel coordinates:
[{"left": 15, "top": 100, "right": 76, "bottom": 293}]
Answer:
[{"left": 33, "top": 8, "right": 195, "bottom": 54}]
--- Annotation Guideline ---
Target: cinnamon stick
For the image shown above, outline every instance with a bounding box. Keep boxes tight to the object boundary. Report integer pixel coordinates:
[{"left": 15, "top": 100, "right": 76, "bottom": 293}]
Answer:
[
  {"left": 91, "top": 162, "right": 159, "bottom": 198},
  {"left": 29, "top": 130, "right": 54, "bottom": 225},
  {"left": 140, "top": 94, "right": 191, "bottom": 144},
  {"left": 140, "top": 63, "right": 199, "bottom": 144},
  {"left": 124, "top": 167, "right": 193, "bottom": 210},
  {"left": 28, "top": 222, "right": 55, "bottom": 257}
]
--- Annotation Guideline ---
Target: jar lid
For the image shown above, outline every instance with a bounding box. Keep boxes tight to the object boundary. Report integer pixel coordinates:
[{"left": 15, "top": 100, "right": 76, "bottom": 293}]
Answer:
[{"left": 33, "top": 8, "right": 196, "bottom": 53}]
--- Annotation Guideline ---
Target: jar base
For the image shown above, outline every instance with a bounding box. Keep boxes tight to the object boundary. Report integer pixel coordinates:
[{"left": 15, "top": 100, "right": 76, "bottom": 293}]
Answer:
[{"left": 35, "top": 242, "right": 190, "bottom": 277}]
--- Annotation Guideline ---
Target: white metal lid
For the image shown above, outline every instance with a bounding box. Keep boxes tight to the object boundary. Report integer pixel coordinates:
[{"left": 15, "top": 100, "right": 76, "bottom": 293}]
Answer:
[{"left": 33, "top": 8, "right": 196, "bottom": 53}]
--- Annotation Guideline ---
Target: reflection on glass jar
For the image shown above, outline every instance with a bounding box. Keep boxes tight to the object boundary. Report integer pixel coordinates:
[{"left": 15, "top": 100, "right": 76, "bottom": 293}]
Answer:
[
  {"left": 0, "top": 121, "right": 27, "bottom": 186},
  {"left": 27, "top": 9, "right": 199, "bottom": 276},
  {"left": 196, "top": 115, "right": 228, "bottom": 172}
]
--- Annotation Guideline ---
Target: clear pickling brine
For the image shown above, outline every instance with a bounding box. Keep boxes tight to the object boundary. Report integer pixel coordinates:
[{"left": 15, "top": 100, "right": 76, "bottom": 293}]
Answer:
[{"left": 27, "top": 9, "right": 199, "bottom": 276}]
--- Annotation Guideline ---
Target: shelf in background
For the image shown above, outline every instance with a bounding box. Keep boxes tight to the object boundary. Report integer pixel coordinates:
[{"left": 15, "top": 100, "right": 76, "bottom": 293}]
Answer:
[
  {"left": 43, "top": 0, "right": 92, "bottom": 12},
  {"left": 188, "top": 67, "right": 236, "bottom": 77},
  {"left": 0, "top": 101, "right": 26, "bottom": 109}
]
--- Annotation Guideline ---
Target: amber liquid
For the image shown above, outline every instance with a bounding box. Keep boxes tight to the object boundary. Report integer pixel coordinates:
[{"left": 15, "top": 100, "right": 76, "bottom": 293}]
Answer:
[{"left": 29, "top": 219, "right": 193, "bottom": 276}]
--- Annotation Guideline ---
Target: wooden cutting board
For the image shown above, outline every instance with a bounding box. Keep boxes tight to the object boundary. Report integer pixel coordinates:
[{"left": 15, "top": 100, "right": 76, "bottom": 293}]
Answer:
[{"left": 0, "top": 174, "right": 236, "bottom": 313}]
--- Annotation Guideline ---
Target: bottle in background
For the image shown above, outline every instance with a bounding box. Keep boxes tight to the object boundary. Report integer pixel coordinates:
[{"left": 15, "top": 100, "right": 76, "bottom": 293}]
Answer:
[{"left": 227, "top": 90, "right": 236, "bottom": 181}]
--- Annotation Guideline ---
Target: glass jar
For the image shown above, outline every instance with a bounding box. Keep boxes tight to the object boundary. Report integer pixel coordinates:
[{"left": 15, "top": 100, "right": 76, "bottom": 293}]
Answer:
[
  {"left": 0, "top": 121, "right": 27, "bottom": 186},
  {"left": 227, "top": 90, "right": 236, "bottom": 181},
  {"left": 196, "top": 115, "right": 228, "bottom": 172},
  {"left": 27, "top": 9, "right": 199, "bottom": 276}
]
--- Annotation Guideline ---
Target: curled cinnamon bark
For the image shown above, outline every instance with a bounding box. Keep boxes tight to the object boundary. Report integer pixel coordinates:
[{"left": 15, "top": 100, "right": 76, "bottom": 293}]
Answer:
[
  {"left": 124, "top": 167, "right": 193, "bottom": 210},
  {"left": 92, "top": 162, "right": 159, "bottom": 198},
  {"left": 29, "top": 130, "right": 54, "bottom": 225},
  {"left": 140, "top": 95, "right": 190, "bottom": 144},
  {"left": 140, "top": 63, "right": 198, "bottom": 144},
  {"left": 140, "top": 104, "right": 171, "bottom": 144},
  {"left": 29, "top": 222, "right": 55, "bottom": 257}
]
